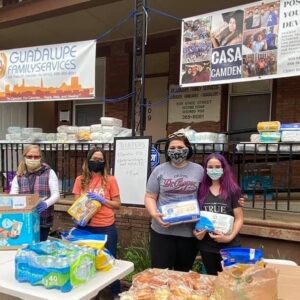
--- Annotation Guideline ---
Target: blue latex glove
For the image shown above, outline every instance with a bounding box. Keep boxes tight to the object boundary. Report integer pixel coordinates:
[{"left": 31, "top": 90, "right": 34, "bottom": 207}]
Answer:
[
  {"left": 37, "top": 201, "right": 47, "bottom": 214},
  {"left": 87, "top": 192, "right": 106, "bottom": 204},
  {"left": 72, "top": 218, "right": 86, "bottom": 227}
]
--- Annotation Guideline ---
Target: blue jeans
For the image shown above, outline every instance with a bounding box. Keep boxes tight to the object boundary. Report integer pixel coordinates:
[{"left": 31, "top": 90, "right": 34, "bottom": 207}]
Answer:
[{"left": 83, "top": 224, "right": 121, "bottom": 296}]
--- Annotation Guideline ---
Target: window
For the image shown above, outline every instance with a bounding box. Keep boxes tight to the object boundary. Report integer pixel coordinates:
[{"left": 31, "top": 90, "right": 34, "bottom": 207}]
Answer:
[
  {"left": 73, "top": 57, "right": 105, "bottom": 126},
  {"left": 75, "top": 103, "right": 103, "bottom": 126},
  {"left": 228, "top": 80, "right": 272, "bottom": 142}
]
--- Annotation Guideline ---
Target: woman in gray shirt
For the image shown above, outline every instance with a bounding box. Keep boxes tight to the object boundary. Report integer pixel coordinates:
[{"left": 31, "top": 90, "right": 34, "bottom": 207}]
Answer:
[{"left": 145, "top": 134, "right": 204, "bottom": 271}]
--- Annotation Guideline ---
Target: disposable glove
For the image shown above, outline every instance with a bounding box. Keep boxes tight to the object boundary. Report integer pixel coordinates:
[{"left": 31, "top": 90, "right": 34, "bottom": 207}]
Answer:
[
  {"left": 37, "top": 201, "right": 47, "bottom": 213},
  {"left": 72, "top": 218, "right": 86, "bottom": 227},
  {"left": 87, "top": 192, "right": 106, "bottom": 204}
]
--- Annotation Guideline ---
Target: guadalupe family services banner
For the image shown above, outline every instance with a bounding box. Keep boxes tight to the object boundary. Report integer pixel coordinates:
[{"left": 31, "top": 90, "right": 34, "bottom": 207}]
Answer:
[
  {"left": 0, "top": 40, "right": 96, "bottom": 102},
  {"left": 180, "top": 0, "right": 300, "bottom": 87}
]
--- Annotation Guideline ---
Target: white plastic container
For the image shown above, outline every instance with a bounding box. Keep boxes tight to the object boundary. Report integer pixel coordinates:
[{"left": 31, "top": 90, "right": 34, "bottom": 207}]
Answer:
[
  {"left": 90, "top": 124, "right": 103, "bottom": 133},
  {"left": 100, "top": 117, "right": 122, "bottom": 127},
  {"left": 91, "top": 132, "right": 103, "bottom": 141},
  {"left": 45, "top": 133, "right": 57, "bottom": 141},
  {"left": 57, "top": 133, "right": 68, "bottom": 142},
  {"left": 7, "top": 127, "right": 21, "bottom": 134},
  {"left": 102, "top": 126, "right": 122, "bottom": 135},
  {"left": 65, "top": 126, "right": 78, "bottom": 134},
  {"left": 194, "top": 132, "right": 218, "bottom": 143},
  {"left": 21, "top": 128, "right": 43, "bottom": 134},
  {"left": 78, "top": 126, "right": 91, "bottom": 133}
]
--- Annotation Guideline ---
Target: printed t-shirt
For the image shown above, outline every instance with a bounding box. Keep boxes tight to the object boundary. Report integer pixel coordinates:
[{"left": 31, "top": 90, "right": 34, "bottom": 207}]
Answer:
[
  {"left": 73, "top": 174, "right": 119, "bottom": 227},
  {"left": 146, "top": 161, "right": 204, "bottom": 238},
  {"left": 197, "top": 191, "right": 241, "bottom": 253}
]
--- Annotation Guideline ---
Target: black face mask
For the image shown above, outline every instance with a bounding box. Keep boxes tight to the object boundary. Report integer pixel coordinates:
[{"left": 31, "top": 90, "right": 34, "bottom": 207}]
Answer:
[{"left": 88, "top": 161, "right": 105, "bottom": 173}]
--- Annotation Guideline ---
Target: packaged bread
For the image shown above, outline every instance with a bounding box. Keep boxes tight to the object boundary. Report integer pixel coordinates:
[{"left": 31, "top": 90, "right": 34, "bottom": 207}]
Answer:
[{"left": 257, "top": 121, "right": 280, "bottom": 132}]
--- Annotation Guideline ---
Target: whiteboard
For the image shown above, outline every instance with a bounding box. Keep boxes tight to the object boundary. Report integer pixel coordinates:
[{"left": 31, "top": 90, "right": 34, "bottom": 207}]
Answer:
[{"left": 113, "top": 137, "right": 151, "bottom": 206}]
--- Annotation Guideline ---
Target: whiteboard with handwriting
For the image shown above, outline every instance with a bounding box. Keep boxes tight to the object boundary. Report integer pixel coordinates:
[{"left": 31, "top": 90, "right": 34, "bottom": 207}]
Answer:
[{"left": 114, "top": 137, "right": 151, "bottom": 205}]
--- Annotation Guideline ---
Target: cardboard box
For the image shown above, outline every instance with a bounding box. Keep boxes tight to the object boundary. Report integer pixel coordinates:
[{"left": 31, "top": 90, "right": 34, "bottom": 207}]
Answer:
[{"left": 0, "top": 194, "right": 40, "bottom": 249}]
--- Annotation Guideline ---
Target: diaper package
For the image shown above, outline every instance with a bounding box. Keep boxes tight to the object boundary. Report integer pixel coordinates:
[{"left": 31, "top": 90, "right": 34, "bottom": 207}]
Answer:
[
  {"left": 195, "top": 211, "right": 234, "bottom": 235},
  {"left": 257, "top": 121, "right": 281, "bottom": 132},
  {"left": 159, "top": 199, "right": 200, "bottom": 224},
  {"left": 259, "top": 132, "right": 281, "bottom": 143},
  {"left": 67, "top": 194, "right": 100, "bottom": 226},
  {"left": 220, "top": 247, "right": 264, "bottom": 268}
]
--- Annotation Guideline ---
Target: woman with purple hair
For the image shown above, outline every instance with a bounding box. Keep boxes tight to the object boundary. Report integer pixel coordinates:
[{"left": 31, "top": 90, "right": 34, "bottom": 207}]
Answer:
[{"left": 194, "top": 153, "right": 244, "bottom": 275}]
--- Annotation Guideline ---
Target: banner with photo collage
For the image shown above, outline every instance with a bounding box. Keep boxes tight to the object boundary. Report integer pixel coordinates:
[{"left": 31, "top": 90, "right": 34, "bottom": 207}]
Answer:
[{"left": 180, "top": 0, "right": 300, "bottom": 87}]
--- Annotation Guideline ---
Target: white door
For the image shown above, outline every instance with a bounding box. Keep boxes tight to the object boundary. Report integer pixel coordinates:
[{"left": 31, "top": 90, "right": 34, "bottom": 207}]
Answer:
[
  {"left": 144, "top": 77, "right": 168, "bottom": 142},
  {"left": 0, "top": 103, "right": 27, "bottom": 139}
]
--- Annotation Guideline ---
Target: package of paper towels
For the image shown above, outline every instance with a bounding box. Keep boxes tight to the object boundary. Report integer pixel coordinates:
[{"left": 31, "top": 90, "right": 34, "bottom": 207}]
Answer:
[
  {"left": 195, "top": 211, "right": 234, "bottom": 234},
  {"left": 159, "top": 199, "right": 200, "bottom": 224}
]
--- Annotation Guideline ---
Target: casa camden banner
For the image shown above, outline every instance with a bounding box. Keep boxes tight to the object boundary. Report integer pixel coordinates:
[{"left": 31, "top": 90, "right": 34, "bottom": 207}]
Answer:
[
  {"left": 180, "top": 0, "right": 300, "bottom": 87},
  {"left": 0, "top": 40, "right": 96, "bottom": 102}
]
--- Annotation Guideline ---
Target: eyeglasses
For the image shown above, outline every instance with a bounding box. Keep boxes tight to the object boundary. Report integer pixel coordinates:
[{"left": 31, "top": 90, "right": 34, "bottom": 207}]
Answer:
[
  {"left": 168, "top": 132, "right": 186, "bottom": 139},
  {"left": 25, "top": 155, "right": 41, "bottom": 160}
]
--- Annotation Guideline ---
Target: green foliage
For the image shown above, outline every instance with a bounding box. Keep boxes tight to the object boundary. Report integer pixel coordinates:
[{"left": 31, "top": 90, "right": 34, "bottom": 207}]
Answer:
[
  {"left": 119, "top": 240, "right": 151, "bottom": 282},
  {"left": 192, "top": 256, "right": 207, "bottom": 274}
]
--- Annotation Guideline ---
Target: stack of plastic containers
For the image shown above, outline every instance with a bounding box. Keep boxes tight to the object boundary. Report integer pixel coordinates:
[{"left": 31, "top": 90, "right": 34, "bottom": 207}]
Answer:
[{"left": 15, "top": 240, "right": 96, "bottom": 292}]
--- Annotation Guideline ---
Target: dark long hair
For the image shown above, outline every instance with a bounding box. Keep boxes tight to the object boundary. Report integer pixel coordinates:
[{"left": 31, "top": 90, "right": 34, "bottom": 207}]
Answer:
[
  {"left": 198, "top": 153, "right": 241, "bottom": 206},
  {"left": 80, "top": 147, "right": 108, "bottom": 190}
]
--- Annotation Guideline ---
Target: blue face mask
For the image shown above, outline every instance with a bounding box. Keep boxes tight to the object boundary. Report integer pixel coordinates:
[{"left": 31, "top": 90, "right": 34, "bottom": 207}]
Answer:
[{"left": 207, "top": 168, "right": 223, "bottom": 180}]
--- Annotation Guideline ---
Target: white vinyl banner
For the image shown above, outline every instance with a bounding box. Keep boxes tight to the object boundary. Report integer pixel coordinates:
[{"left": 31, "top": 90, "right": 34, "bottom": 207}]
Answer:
[
  {"left": 0, "top": 40, "right": 96, "bottom": 102},
  {"left": 180, "top": 0, "right": 300, "bottom": 87}
]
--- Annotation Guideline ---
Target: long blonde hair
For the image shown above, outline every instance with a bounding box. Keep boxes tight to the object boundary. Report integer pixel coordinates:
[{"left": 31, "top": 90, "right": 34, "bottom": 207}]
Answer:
[
  {"left": 16, "top": 144, "right": 43, "bottom": 176},
  {"left": 81, "top": 147, "right": 108, "bottom": 190}
]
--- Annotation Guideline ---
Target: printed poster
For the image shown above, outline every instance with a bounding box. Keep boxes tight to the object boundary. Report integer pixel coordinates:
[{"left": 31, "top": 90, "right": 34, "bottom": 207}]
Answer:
[
  {"left": 180, "top": 0, "right": 300, "bottom": 87},
  {"left": 0, "top": 40, "right": 96, "bottom": 102}
]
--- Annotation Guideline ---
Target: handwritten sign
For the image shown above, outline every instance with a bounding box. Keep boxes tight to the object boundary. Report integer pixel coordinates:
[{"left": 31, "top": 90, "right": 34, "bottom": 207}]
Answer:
[
  {"left": 113, "top": 137, "right": 151, "bottom": 205},
  {"left": 168, "top": 84, "right": 221, "bottom": 123}
]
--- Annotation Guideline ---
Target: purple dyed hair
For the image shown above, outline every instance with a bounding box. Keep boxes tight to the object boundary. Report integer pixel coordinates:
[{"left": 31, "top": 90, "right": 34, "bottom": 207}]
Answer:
[{"left": 198, "top": 153, "right": 241, "bottom": 207}]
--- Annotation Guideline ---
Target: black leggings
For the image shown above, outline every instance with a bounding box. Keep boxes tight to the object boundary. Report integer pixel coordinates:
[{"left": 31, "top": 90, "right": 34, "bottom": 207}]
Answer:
[
  {"left": 150, "top": 228, "right": 198, "bottom": 272},
  {"left": 200, "top": 251, "right": 223, "bottom": 275}
]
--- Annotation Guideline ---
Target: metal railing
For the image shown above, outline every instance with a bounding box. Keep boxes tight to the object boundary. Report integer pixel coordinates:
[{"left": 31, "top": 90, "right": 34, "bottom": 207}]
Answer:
[{"left": 1, "top": 141, "right": 300, "bottom": 218}]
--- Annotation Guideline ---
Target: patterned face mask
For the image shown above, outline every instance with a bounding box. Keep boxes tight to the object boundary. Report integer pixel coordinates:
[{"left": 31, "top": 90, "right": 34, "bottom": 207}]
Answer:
[
  {"left": 167, "top": 148, "right": 189, "bottom": 164},
  {"left": 207, "top": 168, "right": 224, "bottom": 180}
]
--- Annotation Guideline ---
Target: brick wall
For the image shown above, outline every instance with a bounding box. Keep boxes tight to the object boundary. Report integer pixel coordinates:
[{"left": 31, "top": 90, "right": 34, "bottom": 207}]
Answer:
[{"left": 275, "top": 77, "right": 300, "bottom": 122}]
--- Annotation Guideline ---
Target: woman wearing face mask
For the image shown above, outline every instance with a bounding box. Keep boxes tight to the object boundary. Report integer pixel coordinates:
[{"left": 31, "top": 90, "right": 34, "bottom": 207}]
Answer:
[
  {"left": 72, "top": 147, "right": 121, "bottom": 299},
  {"left": 145, "top": 134, "right": 204, "bottom": 272},
  {"left": 194, "top": 153, "right": 243, "bottom": 275},
  {"left": 10, "top": 144, "right": 60, "bottom": 241}
]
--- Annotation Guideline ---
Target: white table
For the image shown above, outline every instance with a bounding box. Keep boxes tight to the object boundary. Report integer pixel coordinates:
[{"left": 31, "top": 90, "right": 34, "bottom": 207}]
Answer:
[
  {"left": 0, "top": 251, "right": 16, "bottom": 264},
  {"left": 0, "top": 251, "right": 134, "bottom": 300}
]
